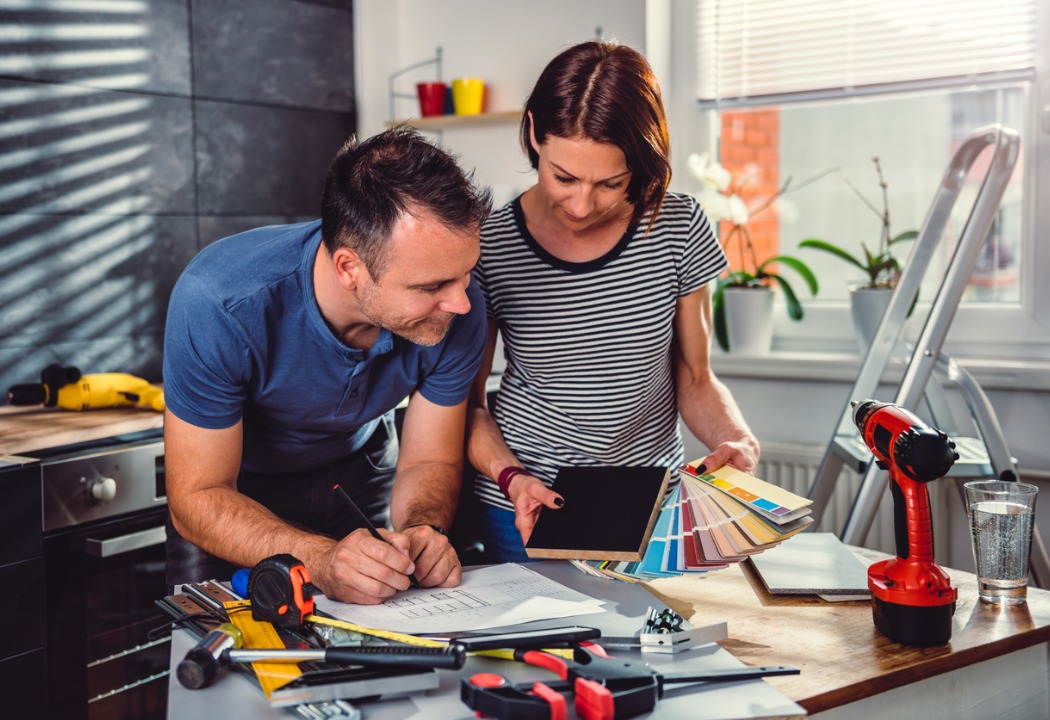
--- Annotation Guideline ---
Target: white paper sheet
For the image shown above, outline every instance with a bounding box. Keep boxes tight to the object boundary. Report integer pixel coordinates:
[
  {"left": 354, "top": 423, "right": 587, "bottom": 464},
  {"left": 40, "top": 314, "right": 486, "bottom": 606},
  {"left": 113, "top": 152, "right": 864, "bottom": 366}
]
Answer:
[{"left": 313, "top": 563, "right": 606, "bottom": 633}]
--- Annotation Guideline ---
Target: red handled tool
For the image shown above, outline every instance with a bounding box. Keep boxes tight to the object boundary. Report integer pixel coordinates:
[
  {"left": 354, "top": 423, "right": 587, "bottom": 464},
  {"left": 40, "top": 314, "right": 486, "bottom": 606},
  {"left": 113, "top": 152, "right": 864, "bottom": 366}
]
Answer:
[
  {"left": 461, "top": 644, "right": 798, "bottom": 719},
  {"left": 852, "top": 399, "right": 960, "bottom": 645}
]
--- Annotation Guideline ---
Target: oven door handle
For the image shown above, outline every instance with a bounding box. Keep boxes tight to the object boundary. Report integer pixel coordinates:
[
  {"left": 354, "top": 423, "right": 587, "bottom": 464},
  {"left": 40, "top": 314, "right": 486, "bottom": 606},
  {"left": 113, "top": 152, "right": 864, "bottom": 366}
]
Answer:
[{"left": 80, "top": 525, "right": 166, "bottom": 558}]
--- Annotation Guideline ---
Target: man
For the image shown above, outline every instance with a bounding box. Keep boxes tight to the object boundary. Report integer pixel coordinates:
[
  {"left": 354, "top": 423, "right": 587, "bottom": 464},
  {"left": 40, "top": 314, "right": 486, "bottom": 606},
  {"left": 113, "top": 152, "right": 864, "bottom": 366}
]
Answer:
[{"left": 163, "top": 127, "right": 491, "bottom": 604}]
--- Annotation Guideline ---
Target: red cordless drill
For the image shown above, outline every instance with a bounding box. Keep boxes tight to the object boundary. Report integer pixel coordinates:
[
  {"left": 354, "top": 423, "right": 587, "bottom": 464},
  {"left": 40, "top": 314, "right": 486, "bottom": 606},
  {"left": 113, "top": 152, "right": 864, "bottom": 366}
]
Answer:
[{"left": 852, "top": 400, "right": 960, "bottom": 645}]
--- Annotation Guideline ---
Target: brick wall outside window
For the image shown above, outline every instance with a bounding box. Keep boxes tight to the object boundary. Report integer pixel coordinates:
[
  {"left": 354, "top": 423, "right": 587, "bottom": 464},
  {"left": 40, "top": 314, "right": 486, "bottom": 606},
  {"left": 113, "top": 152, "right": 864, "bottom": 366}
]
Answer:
[{"left": 718, "top": 109, "right": 781, "bottom": 275}]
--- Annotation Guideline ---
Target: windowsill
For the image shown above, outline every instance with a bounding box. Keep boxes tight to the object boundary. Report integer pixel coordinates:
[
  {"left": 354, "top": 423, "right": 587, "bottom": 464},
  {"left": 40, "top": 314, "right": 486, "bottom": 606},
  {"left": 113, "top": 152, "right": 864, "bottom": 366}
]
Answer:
[{"left": 709, "top": 351, "right": 1050, "bottom": 392}]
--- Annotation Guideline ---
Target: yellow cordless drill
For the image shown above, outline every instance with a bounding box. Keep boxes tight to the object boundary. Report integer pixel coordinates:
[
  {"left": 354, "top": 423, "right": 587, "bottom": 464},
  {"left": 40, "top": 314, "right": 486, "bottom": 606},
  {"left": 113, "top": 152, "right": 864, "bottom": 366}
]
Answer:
[{"left": 6, "top": 364, "right": 165, "bottom": 412}]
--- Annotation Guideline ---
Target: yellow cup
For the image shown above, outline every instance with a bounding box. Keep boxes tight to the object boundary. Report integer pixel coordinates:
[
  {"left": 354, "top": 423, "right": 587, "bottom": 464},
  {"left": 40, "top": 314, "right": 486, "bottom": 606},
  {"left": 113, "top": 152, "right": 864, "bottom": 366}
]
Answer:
[{"left": 452, "top": 78, "right": 484, "bottom": 115}]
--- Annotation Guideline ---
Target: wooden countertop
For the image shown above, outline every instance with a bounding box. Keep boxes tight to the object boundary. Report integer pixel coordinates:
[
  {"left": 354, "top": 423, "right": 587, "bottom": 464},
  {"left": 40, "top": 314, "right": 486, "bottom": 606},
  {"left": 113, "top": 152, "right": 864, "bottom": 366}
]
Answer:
[
  {"left": 644, "top": 550, "right": 1050, "bottom": 715},
  {"left": 0, "top": 404, "right": 163, "bottom": 457}
]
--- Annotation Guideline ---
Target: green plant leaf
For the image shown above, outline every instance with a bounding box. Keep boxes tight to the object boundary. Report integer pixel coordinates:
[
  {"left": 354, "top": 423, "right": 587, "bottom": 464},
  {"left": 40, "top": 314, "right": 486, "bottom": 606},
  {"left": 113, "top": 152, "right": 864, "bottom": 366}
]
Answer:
[
  {"left": 870, "top": 257, "right": 898, "bottom": 278},
  {"left": 766, "top": 273, "right": 805, "bottom": 320},
  {"left": 798, "top": 239, "right": 867, "bottom": 273},
  {"left": 766, "top": 255, "right": 819, "bottom": 295},
  {"left": 712, "top": 279, "right": 730, "bottom": 351},
  {"left": 890, "top": 230, "right": 918, "bottom": 245},
  {"left": 725, "top": 270, "right": 757, "bottom": 287}
]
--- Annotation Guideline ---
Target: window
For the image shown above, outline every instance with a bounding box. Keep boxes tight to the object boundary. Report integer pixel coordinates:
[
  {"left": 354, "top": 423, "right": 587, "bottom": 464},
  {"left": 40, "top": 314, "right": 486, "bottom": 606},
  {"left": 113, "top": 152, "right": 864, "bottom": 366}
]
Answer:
[{"left": 694, "top": 0, "right": 1048, "bottom": 361}]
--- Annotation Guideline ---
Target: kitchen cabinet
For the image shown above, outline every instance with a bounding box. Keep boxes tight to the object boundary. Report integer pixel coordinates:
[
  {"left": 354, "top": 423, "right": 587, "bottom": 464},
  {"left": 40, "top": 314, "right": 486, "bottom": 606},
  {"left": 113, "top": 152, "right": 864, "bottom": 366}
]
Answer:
[
  {"left": 0, "top": 459, "right": 45, "bottom": 720},
  {"left": 0, "top": 406, "right": 165, "bottom": 720}
]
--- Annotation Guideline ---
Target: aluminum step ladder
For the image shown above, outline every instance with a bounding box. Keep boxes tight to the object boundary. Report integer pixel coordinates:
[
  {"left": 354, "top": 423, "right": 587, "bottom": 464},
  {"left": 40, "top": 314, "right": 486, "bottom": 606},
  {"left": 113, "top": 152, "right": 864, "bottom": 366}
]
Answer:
[{"left": 806, "top": 124, "right": 1050, "bottom": 588}]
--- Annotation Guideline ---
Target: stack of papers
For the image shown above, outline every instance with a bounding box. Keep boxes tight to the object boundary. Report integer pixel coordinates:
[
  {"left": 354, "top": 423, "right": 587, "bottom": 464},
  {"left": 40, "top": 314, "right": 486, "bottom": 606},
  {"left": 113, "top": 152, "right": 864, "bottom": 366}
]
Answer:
[
  {"left": 573, "top": 461, "right": 814, "bottom": 581},
  {"left": 315, "top": 563, "right": 606, "bottom": 634}
]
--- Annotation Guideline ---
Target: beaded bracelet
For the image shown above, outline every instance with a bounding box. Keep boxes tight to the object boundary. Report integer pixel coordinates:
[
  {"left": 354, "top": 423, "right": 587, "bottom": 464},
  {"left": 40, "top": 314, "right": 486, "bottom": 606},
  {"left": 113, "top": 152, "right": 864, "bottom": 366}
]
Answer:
[{"left": 496, "top": 465, "right": 529, "bottom": 500}]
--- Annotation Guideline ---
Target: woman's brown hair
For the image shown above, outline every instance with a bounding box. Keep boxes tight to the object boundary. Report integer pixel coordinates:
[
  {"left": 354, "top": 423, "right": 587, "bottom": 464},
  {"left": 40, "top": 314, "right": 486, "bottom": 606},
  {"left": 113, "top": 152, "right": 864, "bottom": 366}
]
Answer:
[{"left": 521, "top": 41, "right": 671, "bottom": 225}]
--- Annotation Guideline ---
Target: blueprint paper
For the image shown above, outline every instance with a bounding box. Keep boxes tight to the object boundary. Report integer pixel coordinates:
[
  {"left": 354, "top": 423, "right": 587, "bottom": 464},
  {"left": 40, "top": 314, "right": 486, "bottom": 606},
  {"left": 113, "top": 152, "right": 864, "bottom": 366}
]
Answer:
[{"left": 314, "top": 563, "right": 606, "bottom": 633}]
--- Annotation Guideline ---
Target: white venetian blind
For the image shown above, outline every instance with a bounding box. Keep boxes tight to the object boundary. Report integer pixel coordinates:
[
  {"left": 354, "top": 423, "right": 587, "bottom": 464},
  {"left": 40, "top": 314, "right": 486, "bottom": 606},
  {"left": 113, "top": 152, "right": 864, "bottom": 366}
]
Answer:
[{"left": 697, "top": 0, "right": 1038, "bottom": 107}]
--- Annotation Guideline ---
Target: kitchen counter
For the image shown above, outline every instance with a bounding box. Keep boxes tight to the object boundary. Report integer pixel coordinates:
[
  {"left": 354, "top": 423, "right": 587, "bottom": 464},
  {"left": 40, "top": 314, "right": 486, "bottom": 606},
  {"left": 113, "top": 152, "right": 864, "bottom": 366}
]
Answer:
[{"left": 0, "top": 404, "right": 163, "bottom": 457}]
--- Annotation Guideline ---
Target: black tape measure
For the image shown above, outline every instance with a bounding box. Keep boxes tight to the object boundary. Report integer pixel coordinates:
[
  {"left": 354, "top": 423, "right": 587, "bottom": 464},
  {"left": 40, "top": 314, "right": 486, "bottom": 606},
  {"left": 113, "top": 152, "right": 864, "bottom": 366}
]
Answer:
[{"left": 247, "top": 553, "right": 317, "bottom": 628}]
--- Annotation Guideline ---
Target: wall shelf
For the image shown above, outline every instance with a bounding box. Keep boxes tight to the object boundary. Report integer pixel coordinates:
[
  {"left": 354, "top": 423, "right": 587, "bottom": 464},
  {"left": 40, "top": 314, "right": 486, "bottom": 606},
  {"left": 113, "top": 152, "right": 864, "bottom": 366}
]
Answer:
[{"left": 386, "top": 110, "right": 522, "bottom": 131}]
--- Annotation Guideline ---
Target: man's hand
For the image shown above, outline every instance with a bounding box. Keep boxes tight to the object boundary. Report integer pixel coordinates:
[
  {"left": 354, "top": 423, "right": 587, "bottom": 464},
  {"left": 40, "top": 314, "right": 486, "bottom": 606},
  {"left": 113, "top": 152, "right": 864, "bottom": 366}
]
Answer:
[
  {"left": 510, "top": 474, "right": 563, "bottom": 543},
  {"left": 310, "top": 528, "right": 417, "bottom": 605},
  {"left": 403, "top": 525, "right": 462, "bottom": 588},
  {"left": 697, "top": 438, "right": 760, "bottom": 476}
]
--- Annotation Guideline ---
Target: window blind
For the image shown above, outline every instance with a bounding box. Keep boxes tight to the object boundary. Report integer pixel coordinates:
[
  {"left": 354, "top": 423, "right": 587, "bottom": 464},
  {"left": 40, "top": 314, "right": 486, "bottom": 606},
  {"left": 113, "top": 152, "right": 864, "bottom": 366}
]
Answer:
[{"left": 697, "top": 0, "right": 1038, "bottom": 107}]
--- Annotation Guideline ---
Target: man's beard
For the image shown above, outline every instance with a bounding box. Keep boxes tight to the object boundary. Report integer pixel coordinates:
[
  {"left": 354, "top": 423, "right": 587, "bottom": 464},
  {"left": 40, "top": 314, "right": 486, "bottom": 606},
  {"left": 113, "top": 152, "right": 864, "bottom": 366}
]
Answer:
[{"left": 358, "top": 284, "right": 454, "bottom": 347}]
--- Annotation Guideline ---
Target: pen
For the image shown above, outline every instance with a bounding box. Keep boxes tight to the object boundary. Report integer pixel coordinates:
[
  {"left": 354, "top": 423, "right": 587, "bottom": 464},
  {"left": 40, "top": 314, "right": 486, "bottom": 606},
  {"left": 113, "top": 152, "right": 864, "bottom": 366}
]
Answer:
[{"left": 333, "top": 483, "right": 420, "bottom": 588}]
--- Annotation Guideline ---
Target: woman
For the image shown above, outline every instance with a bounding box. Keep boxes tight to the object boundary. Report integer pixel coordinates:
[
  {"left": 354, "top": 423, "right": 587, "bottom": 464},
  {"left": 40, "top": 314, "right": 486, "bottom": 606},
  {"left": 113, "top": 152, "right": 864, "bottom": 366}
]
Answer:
[{"left": 467, "top": 41, "right": 759, "bottom": 562}]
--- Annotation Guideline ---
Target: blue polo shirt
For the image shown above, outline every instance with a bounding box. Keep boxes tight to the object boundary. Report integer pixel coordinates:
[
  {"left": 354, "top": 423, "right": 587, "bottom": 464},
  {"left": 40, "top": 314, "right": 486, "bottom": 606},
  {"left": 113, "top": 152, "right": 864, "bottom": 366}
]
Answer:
[{"left": 163, "top": 220, "right": 485, "bottom": 475}]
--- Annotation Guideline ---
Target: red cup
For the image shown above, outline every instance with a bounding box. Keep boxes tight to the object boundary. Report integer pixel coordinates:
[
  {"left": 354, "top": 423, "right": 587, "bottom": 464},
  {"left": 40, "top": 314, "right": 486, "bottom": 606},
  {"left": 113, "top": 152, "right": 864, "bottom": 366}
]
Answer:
[{"left": 416, "top": 82, "right": 447, "bottom": 117}]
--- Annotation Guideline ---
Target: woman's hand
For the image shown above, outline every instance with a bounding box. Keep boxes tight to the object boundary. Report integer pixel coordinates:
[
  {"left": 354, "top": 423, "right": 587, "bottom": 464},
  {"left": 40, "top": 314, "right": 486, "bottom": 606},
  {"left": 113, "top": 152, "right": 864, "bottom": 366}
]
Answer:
[
  {"left": 509, "top": 474, "right": 563, "bottom": 543},
  {"left": 696, "top": 437, "right": 760, "bottom": 476}
]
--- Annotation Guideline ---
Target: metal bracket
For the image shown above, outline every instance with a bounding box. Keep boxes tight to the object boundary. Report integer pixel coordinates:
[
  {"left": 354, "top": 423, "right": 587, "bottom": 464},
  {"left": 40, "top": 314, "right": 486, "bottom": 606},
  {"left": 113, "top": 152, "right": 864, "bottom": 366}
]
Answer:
[{"left": 388, "top": 47, "right": 442, "bottom": 121}]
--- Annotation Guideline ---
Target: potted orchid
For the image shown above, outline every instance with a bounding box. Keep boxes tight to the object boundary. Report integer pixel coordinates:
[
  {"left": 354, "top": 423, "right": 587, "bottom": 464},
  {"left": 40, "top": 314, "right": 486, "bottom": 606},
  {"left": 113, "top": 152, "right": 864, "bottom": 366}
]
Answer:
[
  {"left": 688, "top": 153, "right": 821, "bottom": 354},
  {"left": 798, "top": 157, "right": 918, "bottom": 352}
]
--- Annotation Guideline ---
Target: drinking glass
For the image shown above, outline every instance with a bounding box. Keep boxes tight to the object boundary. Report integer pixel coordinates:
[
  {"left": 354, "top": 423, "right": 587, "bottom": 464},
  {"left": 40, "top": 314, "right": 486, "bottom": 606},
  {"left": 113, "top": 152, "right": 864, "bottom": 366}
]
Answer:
[{"left": 964, "top": 480, "right": 1038, "bottom": 604}]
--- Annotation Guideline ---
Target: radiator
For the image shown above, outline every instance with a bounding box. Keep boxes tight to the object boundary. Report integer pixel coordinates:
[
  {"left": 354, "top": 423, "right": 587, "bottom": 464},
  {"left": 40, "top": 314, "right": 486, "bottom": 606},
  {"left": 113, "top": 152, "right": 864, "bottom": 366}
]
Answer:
[{"left": 757, "top": 440, "right": 902, "bottom": 555}]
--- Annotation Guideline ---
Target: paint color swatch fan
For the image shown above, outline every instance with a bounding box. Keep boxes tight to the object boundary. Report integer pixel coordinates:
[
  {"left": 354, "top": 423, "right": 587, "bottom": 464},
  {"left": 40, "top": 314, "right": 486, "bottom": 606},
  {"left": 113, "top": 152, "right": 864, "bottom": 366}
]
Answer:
[{"left": 575, "top": 462, "right": 814, "bottom": 581}]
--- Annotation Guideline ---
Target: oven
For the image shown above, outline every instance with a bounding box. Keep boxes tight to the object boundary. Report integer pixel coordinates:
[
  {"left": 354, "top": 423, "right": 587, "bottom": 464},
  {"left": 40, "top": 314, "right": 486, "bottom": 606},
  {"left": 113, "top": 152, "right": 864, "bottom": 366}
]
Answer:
[{"left": 38, "top": 430, "right": 169, "bottom": 720}]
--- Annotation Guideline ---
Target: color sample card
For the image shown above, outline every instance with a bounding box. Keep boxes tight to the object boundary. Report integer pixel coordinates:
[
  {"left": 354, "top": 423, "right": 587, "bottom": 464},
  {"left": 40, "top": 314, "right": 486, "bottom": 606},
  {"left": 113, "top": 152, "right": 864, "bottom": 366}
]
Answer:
[
  {"left": 566, "top": 463, "right": 814, "bottom": 582},
  {"left": 680, "top": 463, "right": 813, "bottom": 525}
]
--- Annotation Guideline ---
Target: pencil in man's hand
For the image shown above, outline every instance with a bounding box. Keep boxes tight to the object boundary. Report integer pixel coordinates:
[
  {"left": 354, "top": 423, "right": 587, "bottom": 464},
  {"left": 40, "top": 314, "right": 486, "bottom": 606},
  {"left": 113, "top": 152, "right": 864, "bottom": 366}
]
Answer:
[{"left": 333, "top": 483, "right": 421, "bottom": 588}]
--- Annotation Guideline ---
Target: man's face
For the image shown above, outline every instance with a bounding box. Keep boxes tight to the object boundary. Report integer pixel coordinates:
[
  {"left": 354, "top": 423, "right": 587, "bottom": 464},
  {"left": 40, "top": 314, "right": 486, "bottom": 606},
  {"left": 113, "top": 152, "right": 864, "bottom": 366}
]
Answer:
[{"left": 354, "top": 209, "right": 480, "bottom": 347}]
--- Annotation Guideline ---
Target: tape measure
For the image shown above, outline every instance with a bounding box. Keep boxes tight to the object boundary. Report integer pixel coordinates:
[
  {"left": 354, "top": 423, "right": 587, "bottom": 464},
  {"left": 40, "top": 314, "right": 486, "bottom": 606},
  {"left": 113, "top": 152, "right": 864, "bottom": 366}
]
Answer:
[
  {"left": 248, "top": 554, "right": 316, "bottom": 628},
  {"left": 223, "top": 599, "right": 302, "bottom": 699},
  {"left": 305, "top": 614, "right": 447, "bottom": 648}
]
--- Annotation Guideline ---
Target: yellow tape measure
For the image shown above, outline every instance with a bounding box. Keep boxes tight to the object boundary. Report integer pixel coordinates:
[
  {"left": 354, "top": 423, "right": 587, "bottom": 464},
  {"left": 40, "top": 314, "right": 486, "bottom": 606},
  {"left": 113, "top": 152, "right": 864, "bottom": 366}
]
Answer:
[
  {"left": 305, "top": 613, "right": 447, "bottom": 648},
  {"left": 304, "top": 614, "right": 574, "bottom": 659},
  {"left": 224, "top": 599, "right": 302, "bottom": 699}
]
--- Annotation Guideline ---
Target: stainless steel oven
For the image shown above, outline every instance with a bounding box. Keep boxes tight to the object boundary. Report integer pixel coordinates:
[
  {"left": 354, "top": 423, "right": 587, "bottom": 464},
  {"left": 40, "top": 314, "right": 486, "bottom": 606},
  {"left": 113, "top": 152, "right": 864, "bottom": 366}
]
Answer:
[{"left": 38, "top": 430, "right": 169, "bottom": 720}]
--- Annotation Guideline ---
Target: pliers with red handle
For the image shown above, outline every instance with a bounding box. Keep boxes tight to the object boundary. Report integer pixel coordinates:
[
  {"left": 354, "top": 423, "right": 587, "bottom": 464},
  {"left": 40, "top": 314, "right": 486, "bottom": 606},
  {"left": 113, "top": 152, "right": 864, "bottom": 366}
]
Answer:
[{"left": 461, "top": 643, "right": 799, "bottom": 720}]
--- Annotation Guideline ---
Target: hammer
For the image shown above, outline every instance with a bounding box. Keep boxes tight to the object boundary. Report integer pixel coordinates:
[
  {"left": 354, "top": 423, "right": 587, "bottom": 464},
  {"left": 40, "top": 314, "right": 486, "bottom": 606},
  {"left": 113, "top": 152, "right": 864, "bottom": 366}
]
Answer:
[{"left": 176, "top": 623, "right": 466, "bottom": 689}]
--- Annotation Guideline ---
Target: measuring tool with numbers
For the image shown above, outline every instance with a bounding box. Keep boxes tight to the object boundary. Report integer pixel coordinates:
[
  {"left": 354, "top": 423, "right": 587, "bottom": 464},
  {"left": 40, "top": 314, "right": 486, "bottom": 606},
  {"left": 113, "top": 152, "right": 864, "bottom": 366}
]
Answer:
[{"left": 158, "top": 582, "right": 441, "bottom": 707}]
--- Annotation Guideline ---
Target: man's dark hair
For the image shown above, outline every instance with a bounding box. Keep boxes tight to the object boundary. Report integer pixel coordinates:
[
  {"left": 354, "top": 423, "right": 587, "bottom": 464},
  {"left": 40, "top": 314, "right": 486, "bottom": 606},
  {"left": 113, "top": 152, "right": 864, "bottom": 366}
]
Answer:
[
  {"left": 522, "top": 41, "right": 671, "bottom": 226},
  {"left": 321, "top": 126, "right": 492, "bottom": 279}
]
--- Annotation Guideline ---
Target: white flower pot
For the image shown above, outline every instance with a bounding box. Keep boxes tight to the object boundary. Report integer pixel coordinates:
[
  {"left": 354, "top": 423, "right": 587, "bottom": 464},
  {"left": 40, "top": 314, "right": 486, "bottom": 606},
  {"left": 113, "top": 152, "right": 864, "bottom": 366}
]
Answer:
[
  {"left": 724, "top": 286, "right": 774, "bottom": 355},
  {"left": 850, "top": 286, "right": 893, "bottom": 355}
]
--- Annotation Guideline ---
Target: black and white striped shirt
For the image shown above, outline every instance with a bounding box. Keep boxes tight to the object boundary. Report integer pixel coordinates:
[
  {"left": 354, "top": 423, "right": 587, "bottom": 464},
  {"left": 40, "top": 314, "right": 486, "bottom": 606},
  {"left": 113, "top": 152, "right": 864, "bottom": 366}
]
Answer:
[{"left": 473, "top": 191, "right": 728, "bottom": 509}]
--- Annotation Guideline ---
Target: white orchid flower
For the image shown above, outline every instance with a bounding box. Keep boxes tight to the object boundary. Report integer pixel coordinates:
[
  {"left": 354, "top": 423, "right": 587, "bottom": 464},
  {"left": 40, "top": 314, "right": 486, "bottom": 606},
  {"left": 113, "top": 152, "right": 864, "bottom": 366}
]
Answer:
[
  {"left": 727, "top": 194, "right": 749, "bottom": 225},
  {"left": 687, "top": 152, "right": 732, "bottom": 192},
  {"left": 696, "top": 188, "right": 731, "bottom": 222}
]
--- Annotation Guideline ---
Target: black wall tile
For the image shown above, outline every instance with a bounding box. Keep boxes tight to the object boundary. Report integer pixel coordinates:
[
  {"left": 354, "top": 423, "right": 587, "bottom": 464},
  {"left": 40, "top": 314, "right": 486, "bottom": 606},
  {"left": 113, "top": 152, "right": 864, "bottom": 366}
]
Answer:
[
  {"left": 0, "top": 78, "right": 194, "bottom": 214},
  {"left": 0, "top": 214, "right": 195, "bottom": 385},
  {"left": 194, "top": 98, "right": 354, "bottom": 215},
  {"left": 191, "top": 0, "right": 355, "bottom": 112},
  {"left": 197, "top": 214, "right": 317, "bottom": 248},
  {"left": 300, "top": 0, "right": 353, "bottom": 8},
  {"left": 0, "top": 0, "right": 192, "bottom": 96},
  {"left": 0, "top": 2, "right": 356, "bottom": 397}
]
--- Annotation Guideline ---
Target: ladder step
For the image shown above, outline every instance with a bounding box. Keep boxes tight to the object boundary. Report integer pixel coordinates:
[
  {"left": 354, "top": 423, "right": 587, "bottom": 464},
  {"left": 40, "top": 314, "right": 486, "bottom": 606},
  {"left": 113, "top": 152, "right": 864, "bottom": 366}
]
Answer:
[{"left": 831, "top": 435, "right": 1011, "bottom": 479}]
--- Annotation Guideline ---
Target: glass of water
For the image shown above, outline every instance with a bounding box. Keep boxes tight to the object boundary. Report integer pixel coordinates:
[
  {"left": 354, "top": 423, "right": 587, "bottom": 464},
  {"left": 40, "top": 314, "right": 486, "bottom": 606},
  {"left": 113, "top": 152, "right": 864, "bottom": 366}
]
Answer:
[{"left": 964, "top": 480, "right": 1039, "bottom": 605}]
